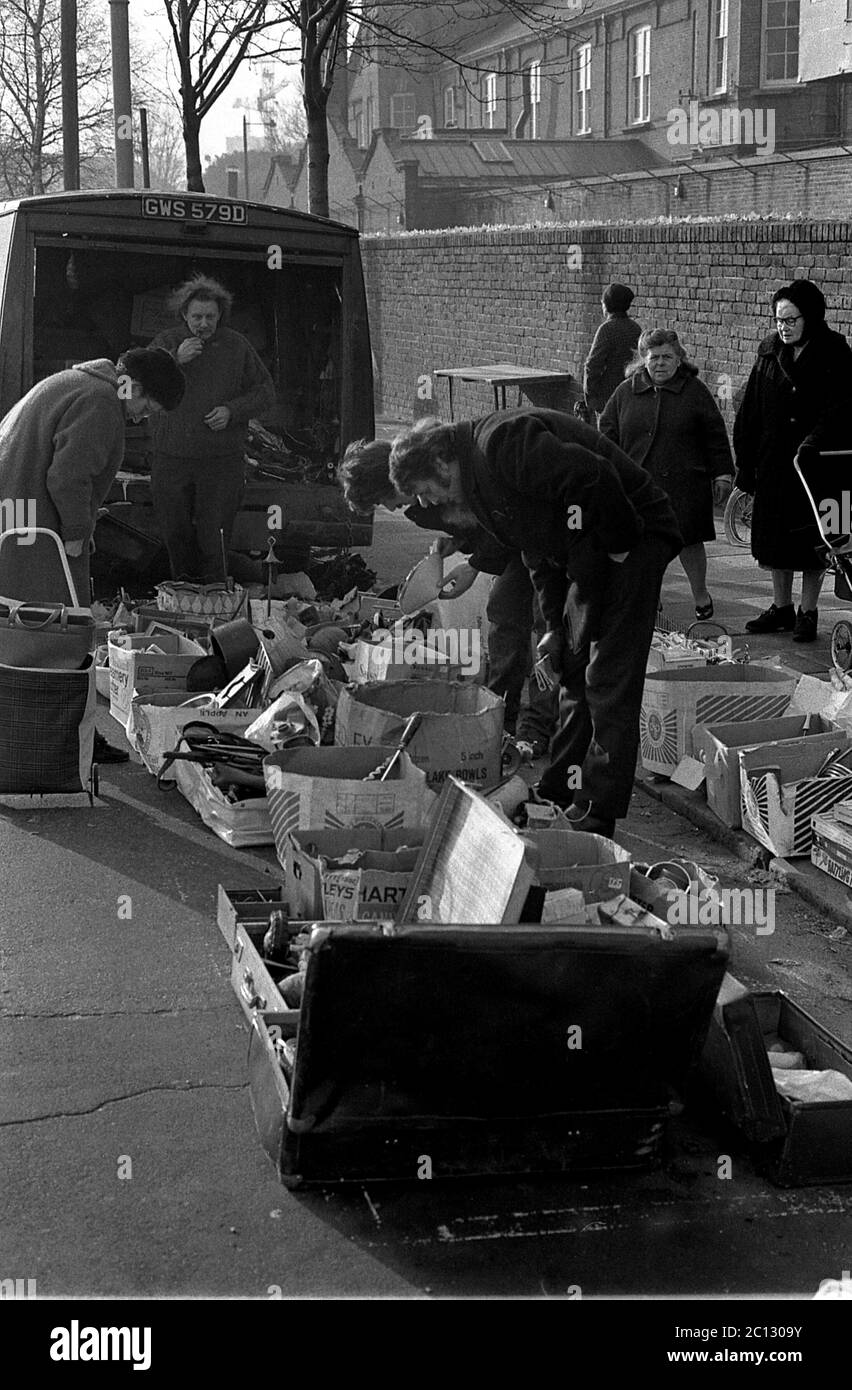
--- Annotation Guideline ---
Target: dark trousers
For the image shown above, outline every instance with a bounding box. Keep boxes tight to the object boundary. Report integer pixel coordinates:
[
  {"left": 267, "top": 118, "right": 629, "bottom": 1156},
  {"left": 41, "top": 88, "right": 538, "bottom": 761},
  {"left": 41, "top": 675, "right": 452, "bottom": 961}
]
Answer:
[
  {"left": 151, "top": 453, "right": 245, "bottom": 583},
  {"left": 537, "top": 538, "right": 669, "bottom": 820},
  {"left": 486, "top": 554, "right": 558, "bottom": 742}
]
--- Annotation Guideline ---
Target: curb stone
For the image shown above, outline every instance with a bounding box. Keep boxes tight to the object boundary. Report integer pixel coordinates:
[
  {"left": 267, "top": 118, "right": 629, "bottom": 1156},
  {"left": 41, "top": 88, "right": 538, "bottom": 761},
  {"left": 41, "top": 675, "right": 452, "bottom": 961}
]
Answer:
[{"left": 634, "top": 769, "right": 852, "bottom": 934}]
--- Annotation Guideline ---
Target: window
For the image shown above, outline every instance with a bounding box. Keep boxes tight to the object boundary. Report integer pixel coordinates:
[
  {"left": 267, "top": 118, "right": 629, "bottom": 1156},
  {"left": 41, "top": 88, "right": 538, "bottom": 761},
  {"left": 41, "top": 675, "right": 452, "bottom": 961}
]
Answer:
[
  {"left": 389, "top": 92, "right": 416, "bottom": 131},
  {"left": 629, "top": 26, "right": 651, "bottom": 124},
  {"left": 576, "top": 42, "right": 591, "bottom": 133},
  {"left": 443, "top": 85, "right": 457, "bottom": 127},
  {"left": 365, "top": 97, "right": 374, "bottom": 146},
  {"left": 712, "top": 0, "right": 729, "bottom": 94},
  {"left": 484, "top": 72, "right": 498, "bottom": 129},
  {"left": 350, "top": 100, "right": 365, "bottom": 147},
  {"left": 526, "top": 61, "right": 541, "bottom": 139},
  {"left": 763, "top": 0, "right": 800, "bottom": 83}
]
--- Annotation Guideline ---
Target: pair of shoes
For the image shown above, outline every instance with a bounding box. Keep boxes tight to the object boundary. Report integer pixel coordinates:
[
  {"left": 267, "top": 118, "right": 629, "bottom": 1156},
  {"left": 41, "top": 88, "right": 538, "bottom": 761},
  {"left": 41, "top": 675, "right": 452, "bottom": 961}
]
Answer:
[
  {"left": 694, "top": 597, "right": 714, "bottom": 621},
  {"left": 744, "top": 603, "right": 795, "bottom": 634},
  {"left": 792, "top": 608, "right": 818, "bottom": 643},
  {"left": 93, "top": 731, "right": 130, "bottom": 764},
  {"left": 564, "top": 800, "right": 616, "bottom": 838}
]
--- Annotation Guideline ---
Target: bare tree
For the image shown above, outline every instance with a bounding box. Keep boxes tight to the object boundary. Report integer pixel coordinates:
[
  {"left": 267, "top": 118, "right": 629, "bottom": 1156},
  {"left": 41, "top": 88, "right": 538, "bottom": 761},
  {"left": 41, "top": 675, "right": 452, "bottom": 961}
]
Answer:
[
  {"left": 160, "top": 0, "right": 288, "bottom": 191},
  {"left": 0, "top": 0, "right": 112, "bottom": 197},
  {"left": 269, "top": 1, "right": 591, "bottom": 217}
]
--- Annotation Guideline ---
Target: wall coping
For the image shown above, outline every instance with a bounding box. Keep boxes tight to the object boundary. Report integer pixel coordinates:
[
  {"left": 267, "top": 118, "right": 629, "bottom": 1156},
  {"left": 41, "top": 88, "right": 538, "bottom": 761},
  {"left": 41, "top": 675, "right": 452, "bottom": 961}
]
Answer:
[{"left": 362, "top": 216, "right": 852, "bottom": 248}]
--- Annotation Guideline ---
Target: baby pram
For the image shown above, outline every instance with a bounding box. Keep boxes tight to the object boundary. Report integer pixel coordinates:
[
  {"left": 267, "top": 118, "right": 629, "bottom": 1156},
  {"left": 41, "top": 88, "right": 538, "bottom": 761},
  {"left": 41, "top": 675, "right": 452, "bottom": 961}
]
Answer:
[{"left": 794, "top": 449, "right": 852, "bottom": 676}]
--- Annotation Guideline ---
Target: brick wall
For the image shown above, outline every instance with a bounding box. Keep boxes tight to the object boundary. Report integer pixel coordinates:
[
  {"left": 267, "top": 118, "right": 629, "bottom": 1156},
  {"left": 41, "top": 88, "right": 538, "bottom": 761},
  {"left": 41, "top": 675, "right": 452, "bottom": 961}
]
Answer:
[
  {"left": 412, "top": 149, "right": 852, "bottom": 231},
  {"left": 361, "top": 219, "right": 852, "bottom": 422}
]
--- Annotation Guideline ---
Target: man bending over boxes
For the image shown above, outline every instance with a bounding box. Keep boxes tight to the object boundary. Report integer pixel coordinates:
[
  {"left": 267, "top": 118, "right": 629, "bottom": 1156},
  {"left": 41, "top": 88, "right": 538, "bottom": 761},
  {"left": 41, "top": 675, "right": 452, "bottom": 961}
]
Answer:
[{"left": 388, "top": 409, "right": 682, "bottom": 838}]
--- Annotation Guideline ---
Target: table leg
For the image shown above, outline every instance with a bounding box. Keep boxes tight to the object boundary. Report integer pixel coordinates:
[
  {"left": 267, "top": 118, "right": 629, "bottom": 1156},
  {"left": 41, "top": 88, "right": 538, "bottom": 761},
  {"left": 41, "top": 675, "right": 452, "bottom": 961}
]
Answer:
[{"left": 448, "top": 378, "right": 455, "bottom": 422}]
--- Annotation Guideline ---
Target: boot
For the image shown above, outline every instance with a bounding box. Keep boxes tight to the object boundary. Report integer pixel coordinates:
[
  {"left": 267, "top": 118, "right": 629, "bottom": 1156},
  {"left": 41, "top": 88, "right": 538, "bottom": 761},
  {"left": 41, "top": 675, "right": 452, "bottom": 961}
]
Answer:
[
  {"left": 745, "top": 603, "right": 795, "bottom": 634},
  {"left": 792, "top": 608, "right": 818, "bottom": 643}
]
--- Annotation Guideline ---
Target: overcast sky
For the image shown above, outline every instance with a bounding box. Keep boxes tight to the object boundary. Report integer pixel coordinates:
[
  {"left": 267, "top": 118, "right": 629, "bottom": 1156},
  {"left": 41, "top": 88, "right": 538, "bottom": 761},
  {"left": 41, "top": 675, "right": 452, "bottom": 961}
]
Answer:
[{"left": 133, "top": 2, "right": 301, "bottom": 162}]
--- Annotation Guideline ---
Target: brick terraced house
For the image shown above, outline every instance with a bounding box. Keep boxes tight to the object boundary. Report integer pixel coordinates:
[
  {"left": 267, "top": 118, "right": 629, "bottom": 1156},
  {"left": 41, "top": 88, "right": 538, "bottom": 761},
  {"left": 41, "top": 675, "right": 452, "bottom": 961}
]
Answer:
[{"left": 280, "top": 2, "right": 852, "bottom": 228}]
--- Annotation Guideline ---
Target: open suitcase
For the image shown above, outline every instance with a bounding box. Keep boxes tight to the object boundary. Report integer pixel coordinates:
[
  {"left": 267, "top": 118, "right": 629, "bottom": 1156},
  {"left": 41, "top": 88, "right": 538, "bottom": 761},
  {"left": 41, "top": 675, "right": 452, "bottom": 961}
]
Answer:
[
  {"left": 248, "top": 920, "right": 730, "bottom": 1186},
  {"left": 0, "top": 528, "right": 98, "bottom": 800}
]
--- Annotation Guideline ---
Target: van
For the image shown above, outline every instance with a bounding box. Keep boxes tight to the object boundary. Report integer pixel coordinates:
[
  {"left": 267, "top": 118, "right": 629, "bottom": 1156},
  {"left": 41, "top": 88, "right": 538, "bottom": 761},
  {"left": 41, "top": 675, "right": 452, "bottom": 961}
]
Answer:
[{"left": 0, "top": 190, "right": 374, "bottom": 568}]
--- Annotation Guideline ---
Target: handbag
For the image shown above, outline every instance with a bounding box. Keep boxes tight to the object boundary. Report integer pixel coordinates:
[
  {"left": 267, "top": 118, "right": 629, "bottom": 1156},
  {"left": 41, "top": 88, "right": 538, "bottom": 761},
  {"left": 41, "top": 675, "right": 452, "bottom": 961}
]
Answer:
[{"left": 0, "top": 528, "right": 95, "bottom": 670}]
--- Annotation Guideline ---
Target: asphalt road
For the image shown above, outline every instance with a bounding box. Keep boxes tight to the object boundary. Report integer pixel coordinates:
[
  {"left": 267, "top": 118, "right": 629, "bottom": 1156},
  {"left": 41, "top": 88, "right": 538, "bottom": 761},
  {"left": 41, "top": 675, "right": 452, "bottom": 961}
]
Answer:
[{"left": 1, "top": 517, "right": 851, "bottom": 1304}]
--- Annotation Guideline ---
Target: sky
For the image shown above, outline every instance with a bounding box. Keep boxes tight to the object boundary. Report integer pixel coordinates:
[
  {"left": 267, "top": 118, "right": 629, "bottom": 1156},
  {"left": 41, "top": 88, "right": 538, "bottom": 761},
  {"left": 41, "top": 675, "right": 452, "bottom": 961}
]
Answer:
[{"left": 132, "top": 1, "right": 302, "bottom": 163}]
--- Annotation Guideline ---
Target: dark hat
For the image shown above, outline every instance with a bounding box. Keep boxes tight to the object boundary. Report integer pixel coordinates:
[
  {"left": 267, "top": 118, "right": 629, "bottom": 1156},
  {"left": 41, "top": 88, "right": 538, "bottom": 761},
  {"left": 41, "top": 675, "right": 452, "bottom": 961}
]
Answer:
[
  {"left": 602, "top": 282, "right": 635, "bottom": 312},
  {"left": 116, "top": 346, "right": 186, "bottom": 410},
  {"left": 772, "top": 279, "right": 827, "bottom": 329}
]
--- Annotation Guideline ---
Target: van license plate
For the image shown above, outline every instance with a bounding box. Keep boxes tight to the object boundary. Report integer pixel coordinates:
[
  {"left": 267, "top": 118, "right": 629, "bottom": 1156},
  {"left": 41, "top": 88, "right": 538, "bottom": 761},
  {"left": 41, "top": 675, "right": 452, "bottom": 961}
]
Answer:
[{"left": 141, "top": 196, "right": 247, "bottom": 225}]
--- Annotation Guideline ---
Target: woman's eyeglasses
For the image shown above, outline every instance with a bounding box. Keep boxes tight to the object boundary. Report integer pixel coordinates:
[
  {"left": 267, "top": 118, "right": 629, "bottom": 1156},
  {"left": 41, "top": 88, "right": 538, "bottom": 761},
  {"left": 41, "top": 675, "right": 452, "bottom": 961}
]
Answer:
[{"left": 775, "top": 314, "right": 802, "bottom": 326}]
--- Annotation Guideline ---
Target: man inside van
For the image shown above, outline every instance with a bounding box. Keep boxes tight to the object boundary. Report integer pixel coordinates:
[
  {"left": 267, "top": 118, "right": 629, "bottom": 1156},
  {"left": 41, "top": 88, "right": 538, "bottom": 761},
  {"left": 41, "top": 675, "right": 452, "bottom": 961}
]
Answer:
[
  {"left": 149, "top": 274, "right": 276, "bottom": 583},
  {"left": 0, "top": 346, "right": 186, "bottom": 762}
]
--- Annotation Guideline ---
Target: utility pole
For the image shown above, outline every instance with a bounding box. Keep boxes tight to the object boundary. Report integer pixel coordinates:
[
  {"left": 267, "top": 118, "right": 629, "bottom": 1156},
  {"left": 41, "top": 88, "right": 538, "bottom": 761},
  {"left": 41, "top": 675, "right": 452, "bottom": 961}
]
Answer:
[
  {"left": 243, "top": 115, "right": 251, "bottom": 200},
  {"left": 60, "top": 0, "right": 80, "bottom": 189},
  {"left": 139, "top": 107, "right": 151, "bottom": 188},
  {"left": 109, "top": 0, "right": 134, "bottom": 187}
]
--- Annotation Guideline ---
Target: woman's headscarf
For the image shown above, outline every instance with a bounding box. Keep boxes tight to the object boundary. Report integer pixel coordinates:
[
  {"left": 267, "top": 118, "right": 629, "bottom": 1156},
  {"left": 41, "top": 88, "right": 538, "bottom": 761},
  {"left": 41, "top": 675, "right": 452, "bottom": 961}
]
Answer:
[{"left": 771, "top": 279, "right": 827, "bottom": 338}]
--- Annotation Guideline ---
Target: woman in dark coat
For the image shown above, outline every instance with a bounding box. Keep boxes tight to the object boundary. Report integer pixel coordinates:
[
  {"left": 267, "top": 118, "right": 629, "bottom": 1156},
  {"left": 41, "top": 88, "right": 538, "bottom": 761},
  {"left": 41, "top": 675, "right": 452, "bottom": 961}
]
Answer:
[
  {"left": 599, "top": 328, "right": 734, "bottom": 619},
  {"left": 734, "top": 280, "right": 852, "bottom": 643}
]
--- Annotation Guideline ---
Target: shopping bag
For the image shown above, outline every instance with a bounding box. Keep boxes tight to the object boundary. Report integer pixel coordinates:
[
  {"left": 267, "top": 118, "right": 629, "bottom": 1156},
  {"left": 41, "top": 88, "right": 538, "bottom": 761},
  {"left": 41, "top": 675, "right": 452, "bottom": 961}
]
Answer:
[
  {"left": 0, "top": 655, "right": 96, "bottom": 793},
  {"left": 0, "top": 528, "right": 94, "bottom": 669}
]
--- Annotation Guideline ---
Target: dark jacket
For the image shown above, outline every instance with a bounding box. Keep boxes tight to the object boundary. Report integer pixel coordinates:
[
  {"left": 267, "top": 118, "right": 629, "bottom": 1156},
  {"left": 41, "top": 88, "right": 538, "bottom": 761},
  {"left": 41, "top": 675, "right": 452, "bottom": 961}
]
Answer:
[
  {"left": 450, "top": 408, "right": 682, "bottom": 637},
  {"left": 733, "top": 323, "right": 852, "bottom": 569},
  {"left": 403, "top": 502, "right": 510, "bottom": 575},
  {"left": 150, "top": 324, "right": 275, "bottom": 459},
  {"left": 583, "top": 312, "right": 642, "bottom": 413},
  {"left": 0, "top": 359, "right": 126, "bottom": 603},
  {"left": 599, "top": 363, "right": 734, "bottom": 546}
]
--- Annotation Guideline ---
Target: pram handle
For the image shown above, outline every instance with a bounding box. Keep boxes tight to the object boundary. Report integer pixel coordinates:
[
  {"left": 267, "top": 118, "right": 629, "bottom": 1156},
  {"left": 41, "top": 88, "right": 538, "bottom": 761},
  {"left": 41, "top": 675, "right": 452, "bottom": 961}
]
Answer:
[
  {"left": 0, "top": 526, "right": 82, "bottom": 606},
  {"left": 793, "top": 450, "right": 852, "bottom": 538}
]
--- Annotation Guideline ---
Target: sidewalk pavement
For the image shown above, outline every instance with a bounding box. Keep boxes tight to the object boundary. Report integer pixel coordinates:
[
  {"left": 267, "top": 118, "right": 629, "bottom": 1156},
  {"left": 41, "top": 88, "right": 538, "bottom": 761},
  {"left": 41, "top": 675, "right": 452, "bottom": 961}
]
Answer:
[{"left": 375, "top": 412, "right": 852, "bottom": 931}]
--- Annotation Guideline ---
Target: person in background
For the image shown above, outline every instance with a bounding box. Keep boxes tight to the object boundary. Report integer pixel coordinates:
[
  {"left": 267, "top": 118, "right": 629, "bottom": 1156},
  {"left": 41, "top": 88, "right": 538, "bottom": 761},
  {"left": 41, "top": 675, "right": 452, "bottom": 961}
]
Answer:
[
  {"left": 337, "top": 438, "right": 558, "bottom": 759},
  {"left": 388, "top": 410, "right": 682, "bottom": 838},
  {"left": 599, "top": 328, "right": 734, "bottom": 620},
  {"left": 583, "top": 282, "right": 642, "bottom": 421},
  {"left": 149, "top": 274, "right": 276, "bottom": 583},
  {"left": 0, "top": 347, "right": 185, "bottom": 761},
  {"left": 734, "top": 279, "right": 852, "bottom": 643}
]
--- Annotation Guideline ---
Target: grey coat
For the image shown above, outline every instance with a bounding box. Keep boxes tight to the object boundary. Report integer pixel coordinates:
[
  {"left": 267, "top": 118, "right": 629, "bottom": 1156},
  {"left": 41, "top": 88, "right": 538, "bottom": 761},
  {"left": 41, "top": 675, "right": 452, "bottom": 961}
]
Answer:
[
  {"left": 0, "top": 360, "right": 125, "bottom": 603},
  {"left": 599, "top": 364, "right": 734, "bottom": 546}
]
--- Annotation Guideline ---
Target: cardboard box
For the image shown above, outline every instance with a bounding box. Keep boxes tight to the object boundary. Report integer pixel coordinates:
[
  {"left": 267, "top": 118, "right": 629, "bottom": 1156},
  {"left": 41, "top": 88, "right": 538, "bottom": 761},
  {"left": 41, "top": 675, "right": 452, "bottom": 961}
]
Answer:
[
  {"left": 640, "top": 665, "right": 798, "bottom": 776},
  {"left": 521, "top": 829, "right": 632, "bottom": 903},
  {"left": 810, "top": 809, "right": 852, "bottom": 888},
  {"left": 173, "top": 756, "right": 273, "bottom": 848},
  {"left": 263, "top": 746, "right": 434, "bottom": 849},
  {"left": 108, "top": 630, "right": 205, "bottom": 727},
  {"left": 348, "top": 634, "right": 461, "bottom": 684},
  {"left": 284, "top": 828, "right": 426, "bottom": 921},
  {"left": 127, "top": 692, "right": 258, "bottom": 774},
  {"left": 335, "top": 680, "right": 504, "bottom": 791},
  {"left": 694, "top": 714, "right": 839, "bottom": 829},
  {"left": 739, "top": 735, "right": 852, "bottom": 857},
  {"left": 700, "top": 973, "right": 852, "bottom": 1186}
]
